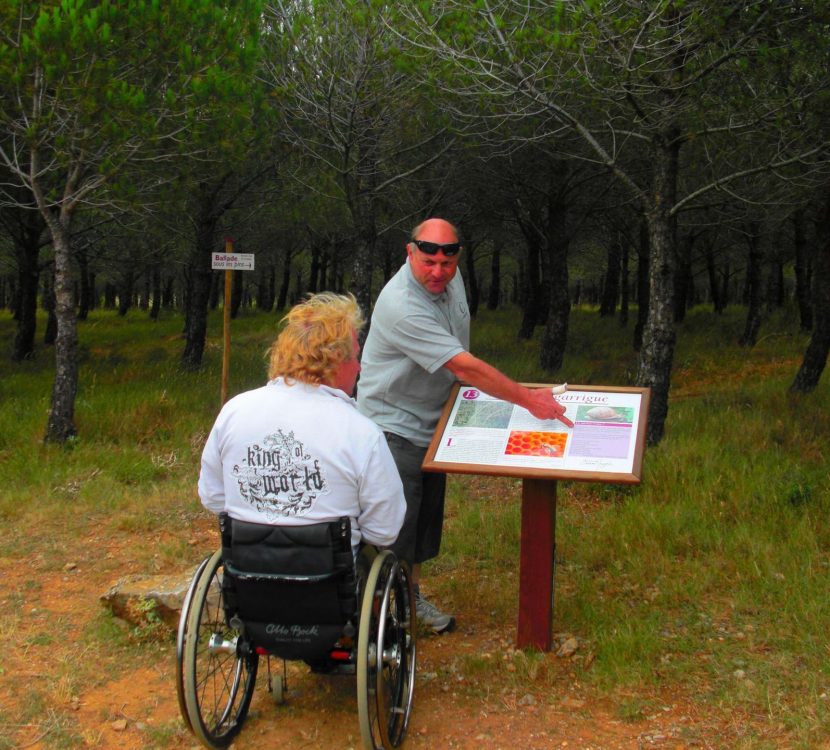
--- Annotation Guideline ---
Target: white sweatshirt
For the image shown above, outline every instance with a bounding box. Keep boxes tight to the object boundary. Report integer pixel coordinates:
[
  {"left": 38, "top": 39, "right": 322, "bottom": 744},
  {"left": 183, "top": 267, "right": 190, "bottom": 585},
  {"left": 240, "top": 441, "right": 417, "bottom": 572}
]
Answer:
[{"left": 198, "top": 378, "right": 406, "bottom": 552}]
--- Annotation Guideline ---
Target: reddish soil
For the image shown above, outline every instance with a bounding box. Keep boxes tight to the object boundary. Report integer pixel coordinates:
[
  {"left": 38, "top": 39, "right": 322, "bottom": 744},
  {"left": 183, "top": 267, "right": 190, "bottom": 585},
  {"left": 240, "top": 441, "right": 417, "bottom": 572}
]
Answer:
[{"left": 0, "top": 518, "right": 789, "bottom": 750}]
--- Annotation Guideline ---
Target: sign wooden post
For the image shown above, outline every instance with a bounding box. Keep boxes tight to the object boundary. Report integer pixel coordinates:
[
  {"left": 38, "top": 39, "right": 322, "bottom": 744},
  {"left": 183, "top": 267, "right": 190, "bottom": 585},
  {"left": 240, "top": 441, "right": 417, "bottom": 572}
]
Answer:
[
  {"left": 423, "top": 383, "right": 650, "bottom": 650},
  {"left": 221, "top": 238, "right": 233, "bottom": 406},
  {"left": 518, "top": 478, "right": 557, "bottom": 650},
  {"left": 211, "top": 240, "right": 255, "bottom": 406}
]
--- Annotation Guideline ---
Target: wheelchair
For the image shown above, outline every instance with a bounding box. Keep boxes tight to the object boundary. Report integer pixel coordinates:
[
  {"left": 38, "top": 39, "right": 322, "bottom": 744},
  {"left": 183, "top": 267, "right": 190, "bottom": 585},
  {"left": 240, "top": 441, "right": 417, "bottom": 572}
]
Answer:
[{"left": 176, "top": 513, "right": 416, "bottom": 750}]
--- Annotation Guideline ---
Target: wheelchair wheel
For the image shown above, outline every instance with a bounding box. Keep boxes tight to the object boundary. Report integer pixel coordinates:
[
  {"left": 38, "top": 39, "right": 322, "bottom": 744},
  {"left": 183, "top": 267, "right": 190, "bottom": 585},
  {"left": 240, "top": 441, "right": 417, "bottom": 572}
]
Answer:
[
  {"left": 357, "top": 551, "right": 416, "bottom": 750},
  {"left": 176, "top": 554, "right": 211, "bottom": 733},
  {"left": 182, "top": 549, "right": 258, "bottom": 749}
]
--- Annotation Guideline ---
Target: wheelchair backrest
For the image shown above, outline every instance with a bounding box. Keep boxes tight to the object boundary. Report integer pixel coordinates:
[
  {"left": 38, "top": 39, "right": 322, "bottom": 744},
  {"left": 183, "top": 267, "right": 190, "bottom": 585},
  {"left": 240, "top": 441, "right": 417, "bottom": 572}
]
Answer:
[{"left": 219, "top": 513, "right": 357, "bottom": 661}]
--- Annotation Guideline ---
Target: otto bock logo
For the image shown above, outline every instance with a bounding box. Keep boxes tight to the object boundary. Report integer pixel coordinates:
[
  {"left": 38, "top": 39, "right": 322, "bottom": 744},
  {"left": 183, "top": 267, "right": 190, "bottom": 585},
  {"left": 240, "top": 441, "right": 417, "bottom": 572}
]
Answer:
[
  {"left": 265, "top": 623, "right": 320, "bottom": 641},
  {"left": 462, "top": 389, "right": 480, "bottom": 400}
]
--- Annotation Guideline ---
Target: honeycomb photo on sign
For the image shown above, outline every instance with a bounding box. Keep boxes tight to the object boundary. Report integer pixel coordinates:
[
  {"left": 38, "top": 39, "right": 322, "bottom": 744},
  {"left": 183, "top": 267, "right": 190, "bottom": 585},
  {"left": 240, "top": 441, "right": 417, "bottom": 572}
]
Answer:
[{"left": 504, "top": 430, "right": 568, "bottom": 458}]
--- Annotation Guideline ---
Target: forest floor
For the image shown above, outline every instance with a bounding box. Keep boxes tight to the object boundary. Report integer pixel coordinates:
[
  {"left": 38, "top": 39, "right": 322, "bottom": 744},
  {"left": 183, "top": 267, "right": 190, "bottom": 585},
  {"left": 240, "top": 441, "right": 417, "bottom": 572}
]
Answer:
[{"left": 0, "top": 512, "right": 793, "bottom": 750}]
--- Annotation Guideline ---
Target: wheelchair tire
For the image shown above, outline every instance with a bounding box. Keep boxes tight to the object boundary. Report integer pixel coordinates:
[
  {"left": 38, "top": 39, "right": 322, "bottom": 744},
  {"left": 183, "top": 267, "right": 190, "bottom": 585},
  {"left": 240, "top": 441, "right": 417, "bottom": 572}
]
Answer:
[
  {"left": 182, "top": 549, "right": 258, "bottom": 749},
  {"left": 176, "top": 553, "right": 211, "bottom": 733},
  {"left": 357, "top": 551, "right": 416, "bottom": 750}
]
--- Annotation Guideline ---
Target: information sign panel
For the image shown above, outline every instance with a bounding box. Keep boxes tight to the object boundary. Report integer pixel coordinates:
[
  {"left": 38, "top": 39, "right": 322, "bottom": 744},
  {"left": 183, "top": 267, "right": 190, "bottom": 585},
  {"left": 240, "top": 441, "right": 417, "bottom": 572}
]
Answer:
[
  {"left": 211, "top": 252, "right": 255, "bottom": 271},
  {"left": 423, "top": 383, "right": 650, "bottom": 484}
]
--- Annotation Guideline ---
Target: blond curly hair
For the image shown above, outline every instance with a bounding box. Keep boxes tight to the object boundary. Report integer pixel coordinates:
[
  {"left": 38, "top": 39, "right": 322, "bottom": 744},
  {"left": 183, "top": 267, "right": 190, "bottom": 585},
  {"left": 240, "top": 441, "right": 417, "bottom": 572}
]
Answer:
[{"left": 268, "top": 292, "right": 364, "bottom": 386}]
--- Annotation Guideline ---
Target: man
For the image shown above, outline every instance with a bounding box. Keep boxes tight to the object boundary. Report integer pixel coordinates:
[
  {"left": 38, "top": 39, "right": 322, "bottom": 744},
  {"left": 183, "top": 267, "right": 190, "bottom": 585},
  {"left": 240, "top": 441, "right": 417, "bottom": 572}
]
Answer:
[
  {"left": 357, "top": 218, "right": 568, "bottom": 633},
  {"left": 199, "top": 292, "right": 406, "bottom": 556}
]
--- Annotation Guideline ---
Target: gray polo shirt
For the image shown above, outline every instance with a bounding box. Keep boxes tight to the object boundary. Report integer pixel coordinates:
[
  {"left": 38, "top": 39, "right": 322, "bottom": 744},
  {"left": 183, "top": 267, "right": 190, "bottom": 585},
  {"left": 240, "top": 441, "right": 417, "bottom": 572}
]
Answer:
[{"left": 357, "top": 259, "right": 470, "bottom": 447}]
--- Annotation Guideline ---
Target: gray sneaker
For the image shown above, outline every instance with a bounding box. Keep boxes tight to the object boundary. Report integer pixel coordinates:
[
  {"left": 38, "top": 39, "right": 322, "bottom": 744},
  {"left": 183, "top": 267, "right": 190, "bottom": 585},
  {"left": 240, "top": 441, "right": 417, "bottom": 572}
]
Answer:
[{"left": 415, "top": 591, "right": 456, "bottom": 634}]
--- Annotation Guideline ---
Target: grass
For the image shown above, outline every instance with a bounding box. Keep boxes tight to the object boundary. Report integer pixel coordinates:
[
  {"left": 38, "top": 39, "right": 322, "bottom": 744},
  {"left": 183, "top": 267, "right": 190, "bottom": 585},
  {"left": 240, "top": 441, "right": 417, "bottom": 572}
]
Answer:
[
  {"left": 1, "top": 303, "right": 829, "bottom": 747},
  {"left": 437, "top": 304, "right": 830, "bottom": 747}
]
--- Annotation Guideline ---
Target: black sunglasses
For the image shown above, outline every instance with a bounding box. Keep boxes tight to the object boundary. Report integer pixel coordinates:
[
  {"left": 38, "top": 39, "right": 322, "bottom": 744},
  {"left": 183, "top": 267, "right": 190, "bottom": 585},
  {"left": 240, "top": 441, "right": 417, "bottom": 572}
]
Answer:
[{"left": 411, "top": 239, "right": 462, "bottom": 256}]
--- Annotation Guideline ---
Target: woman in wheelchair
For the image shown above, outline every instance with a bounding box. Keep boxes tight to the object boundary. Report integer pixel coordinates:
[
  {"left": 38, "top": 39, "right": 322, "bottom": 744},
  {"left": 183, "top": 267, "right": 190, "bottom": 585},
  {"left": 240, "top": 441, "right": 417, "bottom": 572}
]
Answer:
[
  {"left": 198, "top": 291, "right": 405, "bottom": 556},
  {"left": 178, "top": 293, "right": 416, "bottom": 750}
]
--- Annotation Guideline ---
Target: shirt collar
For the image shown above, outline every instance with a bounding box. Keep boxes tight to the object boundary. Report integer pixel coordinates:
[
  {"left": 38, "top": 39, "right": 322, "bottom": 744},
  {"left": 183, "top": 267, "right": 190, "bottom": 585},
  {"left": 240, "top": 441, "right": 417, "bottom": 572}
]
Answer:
[{"left": 268, "top": 377, "right": 357, "bottom": 407}]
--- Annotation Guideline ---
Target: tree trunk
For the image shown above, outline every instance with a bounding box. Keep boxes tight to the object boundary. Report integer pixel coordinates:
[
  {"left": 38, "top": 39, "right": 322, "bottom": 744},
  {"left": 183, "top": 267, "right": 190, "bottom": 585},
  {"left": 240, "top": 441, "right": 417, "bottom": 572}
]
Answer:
[
  {"left": 43, "top": 270, "right": 57, "bottom": 345},
  {"left": 88, "top": 271, "right": 97, "bottom": 311},
  {"left": 77, "top": 246, "right": 91, "bottom": 321},
  {"left": 42, "top": 218, "right": 78, "bottom": 442},
  {"left": 320, "top": 251, "right": 331, "bottom": 291},
  {"left": 537, "top": 233, "right": 551, "bottom": 326},
  {"left": 793, "top": 208, "right": 812, "bottom": 332},
  {"left": 331, "top": 243, "right": 344, "bottom": 292},
  {"left": 208, "top": 271, "right": 221, "bottom": 310},
  {"left": 8, "top": 205, "right": 46, "bottom": 360},
  {"left": 8, "top": 276, "right": 19, "bottom": 315},
  {"left": 102, "top": 282, "right": 115, "bottom": 308},
  {"left": 487, "top": 242, "right": 501, "bottom": 310},
  {"left": 231, "top": 269, "right": 243, "bottom": 319},
  {"left": 118, "top": 268, "right": 134, "bottom": 316},
  {"left": 256, "top": 265, "right": 273, "bottom": 313},
  {"left": 162, "top": 275, "right": 174, "bottom": 309},
  {"left": 277, "top": 253, "right": 291, "bottom": 311},
  {"left": 719, "top": 262, "right": 731, "bottom": 311},
  {"left": 463, "top": 239, "right": 479, "bottom": 318},
  {"left": 294, "top": 269, "right": 304, "bottom": 303},
  {"left": 767, "top": 229, "right": 784, "bottom": 311},
  {"left": 309, "top": 243, "right": 321, "bottom": 293},
  {"left": 11, "top": 236, "right": 40, "bottom": 361},
  {"left": 150, "top": 266, "right": 161, "bottom": 320},
  {"left": 344, "top": 177, "right": 375, "bottom": 317},
  {"left": 540, "top": 193, "right": 570, "bottom": 372},
  {"left": 379, "top": 236, "right": 396, "bottom": 284},
  {"left": 267, "top": 264, "right": 276, "bottom": 311},
  {"left": 619, "top": 236, "right": 629, "bottom": 327},
  {"left": 182, "top": 214, "right": 217, "bottom": 369},
  {"left": 674, "top": 233, "right": 695, "bottom": 323},
  {"left": 139, "top": 272, "right": 150, "bottom": 311},
  {"left": 517, "top": 230, "right": 542, "bottom": 340},
  {"left": 349, "top": 239, "right": 374, "bottom": 320},
  {"left": 703, "top": 231, "right": 724, "bottom": 314},
  {"left": 599, "top": 236, "right": 621, "bottom": 318},
  {"left": 636, "top": 133, "right": 680, "bottom": 446},
  {"left": 739, "top": 225, "right": 764, "bottom": 347},
  {"left": 633, "top": 218, "right": 650, "bottom": 351},
  {"left": 342, "top": 152, "right": 377, "bottom": 317},
  {"left": 790, "top": 194, "right": 830, "bottom": 392}
]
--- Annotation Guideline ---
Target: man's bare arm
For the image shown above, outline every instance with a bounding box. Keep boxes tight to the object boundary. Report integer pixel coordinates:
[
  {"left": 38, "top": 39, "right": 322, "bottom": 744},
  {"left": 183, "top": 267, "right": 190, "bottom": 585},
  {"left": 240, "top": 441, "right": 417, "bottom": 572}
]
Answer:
[{"left": 444, "top": 352, "right": 573, "bottom": 426}]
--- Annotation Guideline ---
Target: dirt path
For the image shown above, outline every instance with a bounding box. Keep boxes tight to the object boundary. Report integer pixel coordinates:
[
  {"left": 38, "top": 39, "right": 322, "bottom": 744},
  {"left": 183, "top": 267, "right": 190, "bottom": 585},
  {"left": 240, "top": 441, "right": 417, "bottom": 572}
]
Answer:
[{"left": 0, "top": 520, "right": 779, "bottom": 750}]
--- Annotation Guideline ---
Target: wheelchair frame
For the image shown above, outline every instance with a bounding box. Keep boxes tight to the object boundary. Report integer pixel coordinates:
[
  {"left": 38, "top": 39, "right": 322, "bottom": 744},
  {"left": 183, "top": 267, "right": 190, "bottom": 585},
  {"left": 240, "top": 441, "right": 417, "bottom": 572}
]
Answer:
[{"left": 176, "top": 521, "right": 416, "bottom": 750}]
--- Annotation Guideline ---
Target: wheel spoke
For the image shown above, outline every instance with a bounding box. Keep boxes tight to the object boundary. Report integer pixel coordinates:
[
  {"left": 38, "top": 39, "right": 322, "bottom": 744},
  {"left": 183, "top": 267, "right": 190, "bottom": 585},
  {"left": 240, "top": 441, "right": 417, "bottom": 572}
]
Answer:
[{"left": 183, "top": 550, "right": 258, "bottom": 748}]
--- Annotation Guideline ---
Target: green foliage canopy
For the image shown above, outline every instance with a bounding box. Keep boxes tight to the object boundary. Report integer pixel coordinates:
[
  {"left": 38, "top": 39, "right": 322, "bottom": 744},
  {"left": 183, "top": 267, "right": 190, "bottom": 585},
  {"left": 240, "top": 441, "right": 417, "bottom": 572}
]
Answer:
[{"left": 0, "top": 0, "right": 264, "bottom": 213}]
